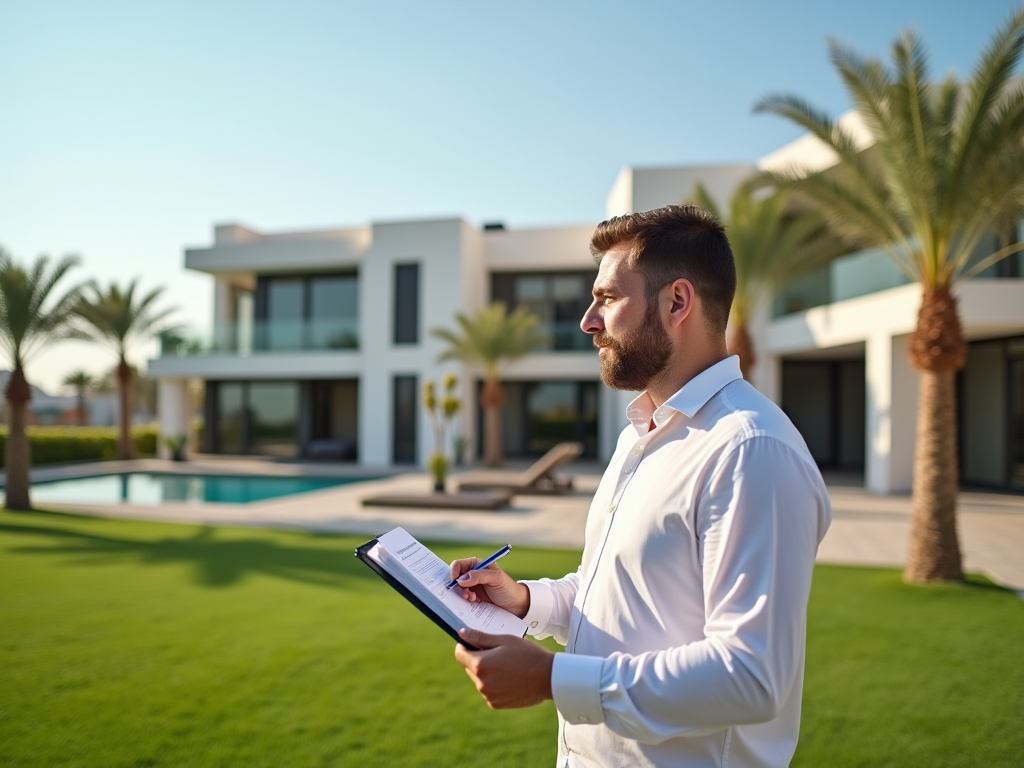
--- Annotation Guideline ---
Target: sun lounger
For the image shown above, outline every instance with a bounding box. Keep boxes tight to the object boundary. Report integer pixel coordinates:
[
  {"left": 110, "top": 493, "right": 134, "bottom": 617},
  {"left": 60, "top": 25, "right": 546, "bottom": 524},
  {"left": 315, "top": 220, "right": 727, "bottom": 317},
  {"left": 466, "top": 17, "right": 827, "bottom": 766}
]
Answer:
[
  {"left": 361, "top": 490, "right": 512, "bottom": 510},
  {"left": 454, "top": 441, "right": 583, "bottom": 495}
]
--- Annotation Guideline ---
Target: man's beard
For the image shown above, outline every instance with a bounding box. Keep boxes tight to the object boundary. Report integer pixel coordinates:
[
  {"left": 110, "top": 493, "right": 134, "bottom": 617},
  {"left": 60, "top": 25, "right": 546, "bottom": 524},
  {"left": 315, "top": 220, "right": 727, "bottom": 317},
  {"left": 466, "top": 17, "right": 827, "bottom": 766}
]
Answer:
[{"left": 593, "top": 298, "right": 672, "bottom": 391}]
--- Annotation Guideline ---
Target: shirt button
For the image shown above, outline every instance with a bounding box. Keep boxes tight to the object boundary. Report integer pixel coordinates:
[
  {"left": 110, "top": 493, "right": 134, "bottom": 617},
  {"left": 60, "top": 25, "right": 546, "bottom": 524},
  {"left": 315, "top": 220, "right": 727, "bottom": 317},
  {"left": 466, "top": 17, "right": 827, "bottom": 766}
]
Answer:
[
  {"left": 624, "top": 466, "right": 633, "bottom": 474},
  {"left": 530, "top": 621, "right": 538, "bottom": 628},
  {"left": 634, "top": 445, "right": 643, "bottom": 455},
  {"left": 561, "top": 746, "right": 569, "bottom": 756},
  {"left": 608, "top": 504, "right": 616, "bottom": 514},
  {"left": 578, "top": 715, "right": 589, "bottom": 722}
]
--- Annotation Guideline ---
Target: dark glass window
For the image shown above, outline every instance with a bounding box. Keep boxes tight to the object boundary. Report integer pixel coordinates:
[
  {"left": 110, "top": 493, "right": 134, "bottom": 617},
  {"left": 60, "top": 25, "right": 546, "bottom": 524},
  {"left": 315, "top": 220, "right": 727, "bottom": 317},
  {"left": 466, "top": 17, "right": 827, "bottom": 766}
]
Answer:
[
  {"left": 266, "top": 278, "right": 304, "bottom": 349},
  {"left": 248, "top": 382, "right": 299, "bottom": 457},
  {"left": 310, "top": 275, "right": 358, "bottom": 349},
  {"left": 959, "top": 335, "right": 1024, "bottom": 490},
  {"left": 208, "top": 381, "right": 299, "bottom": 457},
  {"left": 480, "top": 380, "right": 599, "bottom": 459},
  {"left": 217, "top": 383, "right": 245, "bottom": 454},
  {"left": 255, "top": 273, "right": 358, "bottom": 350},
  {"left": 393, "top": 375, "right": 418, "bottom": 463},
  {"left": 780, "top": 360, "right": 865, "bottom": 470},
  {"left": 393, "top": 264, "right": 420, "bottom": 345},
  {"left": 491, "top": 271, "right": 596, "bottom": 351}
]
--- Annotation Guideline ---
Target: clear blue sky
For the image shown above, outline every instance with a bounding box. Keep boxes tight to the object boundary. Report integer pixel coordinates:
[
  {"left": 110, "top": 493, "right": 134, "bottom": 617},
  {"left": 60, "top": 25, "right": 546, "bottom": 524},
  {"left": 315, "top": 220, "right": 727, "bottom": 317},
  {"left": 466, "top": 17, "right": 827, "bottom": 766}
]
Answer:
[{"left": 1, "top": 0, "right": 1019, "bottom": 390}]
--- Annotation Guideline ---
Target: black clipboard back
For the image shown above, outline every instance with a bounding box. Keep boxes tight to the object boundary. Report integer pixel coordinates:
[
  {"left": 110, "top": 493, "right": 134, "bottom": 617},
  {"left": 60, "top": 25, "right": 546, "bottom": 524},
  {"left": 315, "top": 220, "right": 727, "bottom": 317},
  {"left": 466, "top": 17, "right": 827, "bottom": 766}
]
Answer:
[{"left": 354, "top": 537, "right": 480, "bottom": 650}]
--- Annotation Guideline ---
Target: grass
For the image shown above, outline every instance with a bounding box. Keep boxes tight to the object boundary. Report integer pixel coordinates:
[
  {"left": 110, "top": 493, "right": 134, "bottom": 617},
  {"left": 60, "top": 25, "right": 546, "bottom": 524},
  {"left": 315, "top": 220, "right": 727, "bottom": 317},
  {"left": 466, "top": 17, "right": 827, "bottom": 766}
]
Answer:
[{"left": 1, "top": 510, "right": 1022, "bottom": 767}]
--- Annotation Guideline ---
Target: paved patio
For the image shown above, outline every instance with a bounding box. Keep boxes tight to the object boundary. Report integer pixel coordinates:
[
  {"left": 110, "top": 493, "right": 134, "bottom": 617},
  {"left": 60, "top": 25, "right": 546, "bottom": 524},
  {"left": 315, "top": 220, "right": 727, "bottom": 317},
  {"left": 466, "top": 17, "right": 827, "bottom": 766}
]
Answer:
[{"left": 5, "top": 457, "right": 1023, "bottom": 592}]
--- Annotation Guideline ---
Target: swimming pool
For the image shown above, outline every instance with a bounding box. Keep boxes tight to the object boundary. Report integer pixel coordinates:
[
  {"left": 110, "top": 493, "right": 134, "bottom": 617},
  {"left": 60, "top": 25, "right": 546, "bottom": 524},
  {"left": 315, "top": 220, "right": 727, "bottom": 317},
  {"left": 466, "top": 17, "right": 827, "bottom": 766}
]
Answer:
[{"left": 27, "top": 473, "right": 363, "bottom": 506}]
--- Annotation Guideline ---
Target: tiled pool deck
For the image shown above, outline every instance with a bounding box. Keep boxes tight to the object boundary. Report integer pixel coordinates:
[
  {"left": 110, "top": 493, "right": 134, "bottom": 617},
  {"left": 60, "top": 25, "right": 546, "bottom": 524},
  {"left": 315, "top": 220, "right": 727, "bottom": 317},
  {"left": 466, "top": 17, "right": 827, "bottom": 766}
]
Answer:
[{"left": 5, "top": 457, "right": 1023, "bottom": 592}]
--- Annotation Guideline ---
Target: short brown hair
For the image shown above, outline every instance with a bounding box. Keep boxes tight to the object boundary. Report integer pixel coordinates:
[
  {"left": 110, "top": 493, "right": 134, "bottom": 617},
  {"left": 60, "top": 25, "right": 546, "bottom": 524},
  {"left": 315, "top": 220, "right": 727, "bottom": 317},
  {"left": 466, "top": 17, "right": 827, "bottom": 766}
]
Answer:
[{"left": 589, "top": 204, "right": 736, "bottom": 335}]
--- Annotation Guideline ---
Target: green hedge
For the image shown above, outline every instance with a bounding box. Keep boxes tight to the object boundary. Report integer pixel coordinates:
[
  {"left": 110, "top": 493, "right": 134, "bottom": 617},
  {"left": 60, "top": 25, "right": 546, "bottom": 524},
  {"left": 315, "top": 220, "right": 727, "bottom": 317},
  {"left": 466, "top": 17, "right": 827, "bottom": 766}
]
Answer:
[{"left": 0, "top": 426, "right": 158, "bottom": 468}]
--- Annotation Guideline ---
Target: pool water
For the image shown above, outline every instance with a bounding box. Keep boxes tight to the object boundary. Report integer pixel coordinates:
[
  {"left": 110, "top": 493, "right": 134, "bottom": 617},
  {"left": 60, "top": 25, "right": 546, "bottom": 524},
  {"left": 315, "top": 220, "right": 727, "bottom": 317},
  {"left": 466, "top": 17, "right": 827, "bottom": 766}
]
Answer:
[{"left": 27, "top": 473, "right": 361, "bottom": 506}]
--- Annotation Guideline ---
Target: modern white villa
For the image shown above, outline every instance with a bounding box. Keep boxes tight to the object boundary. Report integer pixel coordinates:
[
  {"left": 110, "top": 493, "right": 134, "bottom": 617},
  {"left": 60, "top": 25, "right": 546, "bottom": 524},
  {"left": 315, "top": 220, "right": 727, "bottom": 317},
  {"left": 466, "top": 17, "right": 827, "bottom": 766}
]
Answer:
[{"left": 149, "top": 118, "right": 1024, "bottom": 495}]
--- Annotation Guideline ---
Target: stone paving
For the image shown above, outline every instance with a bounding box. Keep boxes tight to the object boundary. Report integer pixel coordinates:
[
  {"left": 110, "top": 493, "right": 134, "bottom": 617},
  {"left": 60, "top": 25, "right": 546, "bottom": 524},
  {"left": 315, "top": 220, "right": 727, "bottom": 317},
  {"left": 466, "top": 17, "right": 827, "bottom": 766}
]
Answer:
[{"left": 5, "top": 457, "right": 1023, "bottom": 591}]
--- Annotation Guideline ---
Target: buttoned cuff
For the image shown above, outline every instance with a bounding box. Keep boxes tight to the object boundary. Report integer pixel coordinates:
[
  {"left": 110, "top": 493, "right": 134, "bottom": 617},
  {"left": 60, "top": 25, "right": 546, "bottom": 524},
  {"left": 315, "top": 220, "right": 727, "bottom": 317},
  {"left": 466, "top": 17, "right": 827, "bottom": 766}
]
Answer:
[
  {"left": 518, "top": 580, "right": 553, "bottom": 636},
  {"left": 551, "top": 653, "right": 606, "bottom": 726}
]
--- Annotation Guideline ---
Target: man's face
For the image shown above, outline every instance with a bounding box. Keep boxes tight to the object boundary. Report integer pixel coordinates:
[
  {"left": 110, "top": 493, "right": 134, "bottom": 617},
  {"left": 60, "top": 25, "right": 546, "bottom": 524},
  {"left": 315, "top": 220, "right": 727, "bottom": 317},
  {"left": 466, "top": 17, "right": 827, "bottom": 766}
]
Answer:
[{"left": 580, "top": 246, "right": 672, "bottom": 391}]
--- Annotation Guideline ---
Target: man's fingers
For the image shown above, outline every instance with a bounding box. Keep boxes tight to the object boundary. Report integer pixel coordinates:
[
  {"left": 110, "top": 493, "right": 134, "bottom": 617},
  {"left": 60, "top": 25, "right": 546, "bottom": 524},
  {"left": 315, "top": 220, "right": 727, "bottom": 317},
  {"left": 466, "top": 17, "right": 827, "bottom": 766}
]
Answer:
[
  {"left": 454, "top": 565, "right": 502, "bottom": 588},
  {"left": 453, "top": 640, "right": 479, "bottom": 670},
  {"left": 449, "top": 557, "right": 479, "bottom": 581},
  {"left": 458, "top": 627, "right": 505, "bottom": 650}
]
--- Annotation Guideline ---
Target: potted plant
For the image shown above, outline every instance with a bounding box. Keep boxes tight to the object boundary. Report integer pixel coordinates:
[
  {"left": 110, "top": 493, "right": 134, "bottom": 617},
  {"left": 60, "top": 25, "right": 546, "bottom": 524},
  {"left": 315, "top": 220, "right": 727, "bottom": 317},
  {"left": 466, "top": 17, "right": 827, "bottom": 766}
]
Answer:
[
  {"left": 163, "top": 434, "right": 188, "bottom": 462},
  {"left": 423, "top": 374, "right": 461, "bottom": 492}
]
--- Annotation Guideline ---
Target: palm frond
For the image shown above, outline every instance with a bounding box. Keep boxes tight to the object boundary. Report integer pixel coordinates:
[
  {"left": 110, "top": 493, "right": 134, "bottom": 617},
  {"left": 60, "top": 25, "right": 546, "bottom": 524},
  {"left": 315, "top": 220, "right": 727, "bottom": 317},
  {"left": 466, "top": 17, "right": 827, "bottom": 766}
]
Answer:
[
  {"left": 431, "top": 302, "right": 547, "bottom": 373},
  {"left": 0, "top": 251, "right": 83, "bottom": 368}
]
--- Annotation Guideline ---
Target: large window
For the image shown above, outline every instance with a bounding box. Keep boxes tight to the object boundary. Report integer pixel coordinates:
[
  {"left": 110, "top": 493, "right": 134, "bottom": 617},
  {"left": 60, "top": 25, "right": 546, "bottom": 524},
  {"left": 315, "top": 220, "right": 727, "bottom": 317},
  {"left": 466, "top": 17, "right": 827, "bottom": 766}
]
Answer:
[
  {"left": 248, "top": 383, "right": 300, "bottom": 456},
  {"left": 393, "top": 375, "right": 418, "bottom": 463},
  {"left": 255, "top": 273, "right": 358, "bottom": 350},
  {"left": 491, "top": 272, "right": 597, "bottom": 351},
  {"left": 781, "top": 360, "right": 865, "bottom": 470},
  {"left": 393, "top": 264, "right": 420, "bottom": 345},
  {"left": 217, "top": 383, "right": 245, "bottom": 453},
  {"left": 480, "top": 380, "right": 599, "bottom": 459},
  {"left": 959, "top": 336, "right": 1024, "bottom": 490},
  {"left": 206, "top": 381, "right": 299, "bottom": 457}
]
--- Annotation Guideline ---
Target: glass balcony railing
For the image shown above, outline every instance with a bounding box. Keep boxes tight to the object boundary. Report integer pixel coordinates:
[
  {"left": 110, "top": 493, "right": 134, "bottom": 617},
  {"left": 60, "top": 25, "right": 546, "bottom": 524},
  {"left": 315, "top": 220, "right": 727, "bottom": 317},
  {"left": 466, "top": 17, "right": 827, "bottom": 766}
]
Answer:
[{"left": 159, "top": 317, "right": 359, "bottom": 357}]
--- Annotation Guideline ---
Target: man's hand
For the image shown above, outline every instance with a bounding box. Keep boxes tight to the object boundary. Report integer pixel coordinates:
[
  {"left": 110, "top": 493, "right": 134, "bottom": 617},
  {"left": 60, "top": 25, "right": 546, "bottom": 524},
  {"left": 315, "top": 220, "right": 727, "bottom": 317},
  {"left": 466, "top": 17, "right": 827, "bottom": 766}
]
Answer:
[
  {"left": 453, "top": 628, "right": 554, "bottom": 709},
  {"left": 448, "top": 557, "right": 531, "bottom": 618}
]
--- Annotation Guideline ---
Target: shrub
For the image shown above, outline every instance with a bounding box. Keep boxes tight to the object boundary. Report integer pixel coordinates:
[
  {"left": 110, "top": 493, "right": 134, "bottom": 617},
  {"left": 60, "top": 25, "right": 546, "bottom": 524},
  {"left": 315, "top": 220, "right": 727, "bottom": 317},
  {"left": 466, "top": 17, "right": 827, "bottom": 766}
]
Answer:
[{"left": 0, "top": 426, "right": 159, "bottom": 468}]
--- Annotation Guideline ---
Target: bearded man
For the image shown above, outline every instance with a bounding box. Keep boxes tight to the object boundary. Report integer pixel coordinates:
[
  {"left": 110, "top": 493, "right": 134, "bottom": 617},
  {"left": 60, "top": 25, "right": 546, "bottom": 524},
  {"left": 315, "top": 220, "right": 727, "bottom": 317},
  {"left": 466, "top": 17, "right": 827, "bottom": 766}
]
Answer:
[{"left": 451, "top": 205, "right": 831, "bottom": 768}]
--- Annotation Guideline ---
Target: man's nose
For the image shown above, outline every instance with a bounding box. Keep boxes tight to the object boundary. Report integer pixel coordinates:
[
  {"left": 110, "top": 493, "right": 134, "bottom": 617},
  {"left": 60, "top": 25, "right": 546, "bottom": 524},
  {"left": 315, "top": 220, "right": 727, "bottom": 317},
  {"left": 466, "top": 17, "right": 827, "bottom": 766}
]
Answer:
[{"left": 580, "top": 301, "right": 604, "bottom": 335}]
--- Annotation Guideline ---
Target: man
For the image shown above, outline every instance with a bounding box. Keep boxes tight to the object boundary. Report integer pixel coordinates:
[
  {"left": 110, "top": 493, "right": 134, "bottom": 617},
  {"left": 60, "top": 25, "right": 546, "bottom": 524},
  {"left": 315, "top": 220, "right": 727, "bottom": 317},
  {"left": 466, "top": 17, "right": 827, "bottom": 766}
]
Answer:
[{"left": 451, "top": 205, "right": 831, "bottom": 768}]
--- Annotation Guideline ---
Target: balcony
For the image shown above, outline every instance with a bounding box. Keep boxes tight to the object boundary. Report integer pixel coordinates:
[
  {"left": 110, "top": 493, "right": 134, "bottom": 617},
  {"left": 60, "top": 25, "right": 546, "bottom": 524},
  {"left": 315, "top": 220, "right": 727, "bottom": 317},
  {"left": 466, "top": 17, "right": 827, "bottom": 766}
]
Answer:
[{"left": 159, "top": 317, "right": 359, "bottom": 358}]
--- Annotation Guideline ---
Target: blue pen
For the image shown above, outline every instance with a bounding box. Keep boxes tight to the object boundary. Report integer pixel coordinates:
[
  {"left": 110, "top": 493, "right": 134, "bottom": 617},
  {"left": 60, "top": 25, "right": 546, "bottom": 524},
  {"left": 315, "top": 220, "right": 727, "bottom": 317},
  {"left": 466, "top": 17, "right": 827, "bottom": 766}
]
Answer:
[{"left": 445, "top": 544, "right": 512, "bottom": 589}]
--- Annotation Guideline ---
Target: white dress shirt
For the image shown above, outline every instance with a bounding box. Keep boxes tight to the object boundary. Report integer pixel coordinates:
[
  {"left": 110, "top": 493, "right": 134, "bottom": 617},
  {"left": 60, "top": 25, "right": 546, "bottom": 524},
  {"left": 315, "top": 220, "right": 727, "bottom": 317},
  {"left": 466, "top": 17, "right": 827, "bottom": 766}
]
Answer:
[{"left": 520, "top": 356, "right": 831, "bottom": 768}]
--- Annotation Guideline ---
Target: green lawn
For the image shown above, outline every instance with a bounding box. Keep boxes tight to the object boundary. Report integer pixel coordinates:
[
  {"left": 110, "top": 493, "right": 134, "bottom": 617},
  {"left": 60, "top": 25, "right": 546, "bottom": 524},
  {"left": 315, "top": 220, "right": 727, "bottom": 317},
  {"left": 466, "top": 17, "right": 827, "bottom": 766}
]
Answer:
[{"left": 1, "top": 510, "right": 1021, "bottom": 767}]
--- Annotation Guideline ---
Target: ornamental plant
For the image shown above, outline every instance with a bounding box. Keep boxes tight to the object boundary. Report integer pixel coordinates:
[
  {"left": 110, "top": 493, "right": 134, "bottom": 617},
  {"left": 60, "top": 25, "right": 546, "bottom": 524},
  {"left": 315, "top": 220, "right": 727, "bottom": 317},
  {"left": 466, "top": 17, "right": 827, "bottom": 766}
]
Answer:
[{"left": 423, "top": 374, "right": 461, "bottom": 492}]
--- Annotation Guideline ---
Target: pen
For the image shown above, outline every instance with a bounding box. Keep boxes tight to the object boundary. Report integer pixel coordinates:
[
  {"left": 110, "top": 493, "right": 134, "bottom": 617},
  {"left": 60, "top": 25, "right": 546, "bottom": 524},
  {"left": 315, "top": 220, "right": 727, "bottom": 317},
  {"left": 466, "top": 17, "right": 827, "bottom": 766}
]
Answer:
[{"left": 445, "top": 544, "right": 512, "bottom": 589}]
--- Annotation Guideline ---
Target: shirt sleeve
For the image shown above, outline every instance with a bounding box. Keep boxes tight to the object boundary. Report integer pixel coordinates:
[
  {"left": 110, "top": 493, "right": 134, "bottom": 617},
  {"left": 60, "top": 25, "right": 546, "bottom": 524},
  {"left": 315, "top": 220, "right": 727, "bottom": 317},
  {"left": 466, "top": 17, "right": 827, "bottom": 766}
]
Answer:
[
  {"left": 518, "top": 567, "right": 581, "bottom": 645},
  {"left": 550, "top": 436, "right": 831, "bottom": 743}
]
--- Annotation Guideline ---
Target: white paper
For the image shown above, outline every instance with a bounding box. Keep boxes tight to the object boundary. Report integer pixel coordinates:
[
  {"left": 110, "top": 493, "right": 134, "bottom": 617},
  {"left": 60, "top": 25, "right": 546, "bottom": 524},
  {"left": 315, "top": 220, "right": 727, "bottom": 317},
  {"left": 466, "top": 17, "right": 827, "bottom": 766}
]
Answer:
[{"left": 368, "top": 527, "right": 528, "bottom": 637}]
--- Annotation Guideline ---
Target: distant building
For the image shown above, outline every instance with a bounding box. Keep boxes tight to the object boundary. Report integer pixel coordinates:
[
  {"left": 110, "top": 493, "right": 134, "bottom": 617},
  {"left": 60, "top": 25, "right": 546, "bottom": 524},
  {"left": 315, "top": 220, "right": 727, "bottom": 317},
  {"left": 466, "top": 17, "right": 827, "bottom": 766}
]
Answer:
[
  {"left": 149, "top": 119, "right": 1024, "bottom": 493},
  {"left": 0, "top": 371, "right": 79, "bottom": 426}
]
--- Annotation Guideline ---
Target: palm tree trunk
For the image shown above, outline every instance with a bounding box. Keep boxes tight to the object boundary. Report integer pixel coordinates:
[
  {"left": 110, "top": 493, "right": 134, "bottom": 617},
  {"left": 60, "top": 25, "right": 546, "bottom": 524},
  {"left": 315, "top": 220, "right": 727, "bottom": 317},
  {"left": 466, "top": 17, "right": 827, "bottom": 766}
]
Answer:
[
  {"left": 77, "top": 386, "right": 86, "bottom": 426},
  {"left": 484, "top": 407, "right": 502, "bottom": 467},
  {"left": 479, "top": 374, "right": 506, "bottom": 467},
  {"left": 905, "top": 370, "right": 963, "bottom": 582},
  {"left": 905, "top": 288, "right": 966, "bottom": 583},
  {"left": 116, "top": 358, "right": 134, "bottom": 460},
  {"left": 4, "top": 366, "right": 33, "bottom": 510},
  {"left": 728, "top": 322, "right": 756, "bottom": 380}
]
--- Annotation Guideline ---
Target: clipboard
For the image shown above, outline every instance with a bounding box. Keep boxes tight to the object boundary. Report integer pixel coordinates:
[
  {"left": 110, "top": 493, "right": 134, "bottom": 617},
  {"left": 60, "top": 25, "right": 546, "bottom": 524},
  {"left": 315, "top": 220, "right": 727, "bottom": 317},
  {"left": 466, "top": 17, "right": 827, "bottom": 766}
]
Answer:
[{"left": 354, "top": 537, "right": 481, "bottom": 650}]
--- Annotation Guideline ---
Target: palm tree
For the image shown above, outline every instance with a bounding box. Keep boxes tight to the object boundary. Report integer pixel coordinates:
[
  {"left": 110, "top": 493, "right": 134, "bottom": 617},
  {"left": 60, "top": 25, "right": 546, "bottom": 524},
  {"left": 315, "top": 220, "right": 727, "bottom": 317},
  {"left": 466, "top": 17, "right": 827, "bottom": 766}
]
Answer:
[
  {"left": 62, "top": 370, "right": 94, "bottom": 426},
  {"left": 755, "top": 9, "right": 1024, "bottom": 583},
  {"left": 431, "top": 302, "right": 547, "bottom": 466},
  {"left": 0, "top": 250, "right": 84, "bottom": 510},
  {"left": 691, "top": 182, "right": 843, "bottom": 379},
  {"left": 75, "top": 280, "right": 175, "bottom": 460}
]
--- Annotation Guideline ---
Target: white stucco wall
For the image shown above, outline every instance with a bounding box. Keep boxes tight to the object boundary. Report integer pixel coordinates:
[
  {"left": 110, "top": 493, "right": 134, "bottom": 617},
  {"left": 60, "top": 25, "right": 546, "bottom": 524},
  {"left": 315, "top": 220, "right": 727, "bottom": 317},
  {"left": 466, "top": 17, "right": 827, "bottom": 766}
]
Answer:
[
  {"left": 764, "top": 279, "right": 1024, "bottom": 493},
  {"left": 607, "top": 163, "right": 757, "bottom": 218}
]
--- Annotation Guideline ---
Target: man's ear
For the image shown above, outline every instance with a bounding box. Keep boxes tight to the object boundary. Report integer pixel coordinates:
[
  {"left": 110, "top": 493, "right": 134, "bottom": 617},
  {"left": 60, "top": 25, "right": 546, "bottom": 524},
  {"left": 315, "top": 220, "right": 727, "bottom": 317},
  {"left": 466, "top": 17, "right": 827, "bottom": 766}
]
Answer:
[{"left": 666, "top": 279, "right": 695, "bottom": 328}]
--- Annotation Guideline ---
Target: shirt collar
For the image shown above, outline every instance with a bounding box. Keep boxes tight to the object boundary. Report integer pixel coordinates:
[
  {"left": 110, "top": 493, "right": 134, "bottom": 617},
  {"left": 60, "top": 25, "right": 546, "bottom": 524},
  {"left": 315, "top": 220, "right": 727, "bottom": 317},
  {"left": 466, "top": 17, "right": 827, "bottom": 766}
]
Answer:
[{"left": 625, "top": 355, "right": 744, "bottom": 436}]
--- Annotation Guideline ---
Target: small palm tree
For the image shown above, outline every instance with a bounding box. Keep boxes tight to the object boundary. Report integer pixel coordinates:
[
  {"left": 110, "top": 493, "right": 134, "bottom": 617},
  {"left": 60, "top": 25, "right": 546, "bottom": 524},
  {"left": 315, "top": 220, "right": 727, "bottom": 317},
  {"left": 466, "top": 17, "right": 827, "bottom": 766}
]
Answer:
[
  {"left": 0, "top": 250, "right": 84, "bottom": 510},
  {"left": 691, "top": 182, "right": 843, "bottom": 379},
  {"left": 75, "top": 280, "right": 175, "bottom": 460},
  {"left": 755, "top": 8, "right": 1024, "bottom": 582},
  {"left": 431, "top": 302, "right": 547, "bottom": 466},
  {"left": 62, "top": 370, "right": 95, "bottom": 426}
]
